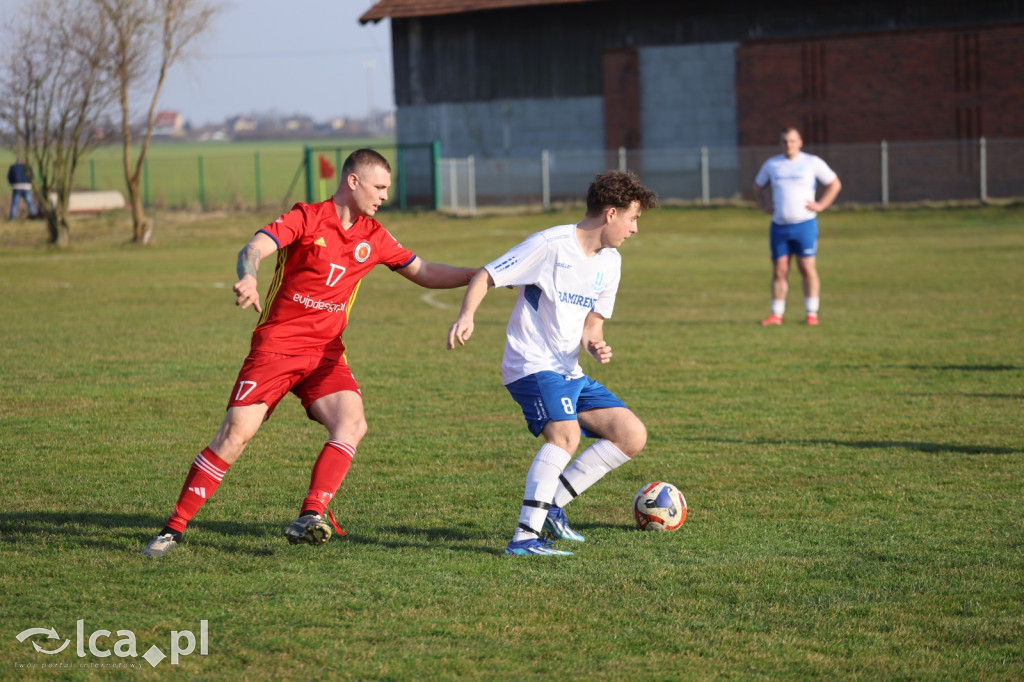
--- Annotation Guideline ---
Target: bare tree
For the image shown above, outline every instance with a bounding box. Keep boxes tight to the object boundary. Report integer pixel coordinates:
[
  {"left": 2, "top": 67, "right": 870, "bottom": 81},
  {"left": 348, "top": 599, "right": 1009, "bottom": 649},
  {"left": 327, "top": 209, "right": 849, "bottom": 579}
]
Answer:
[
  {"left": 0, "top": 0, "right": 118, "bottom": 247},
  {"left": 98, "top": 0, "right": 220, "bottom": 244}
]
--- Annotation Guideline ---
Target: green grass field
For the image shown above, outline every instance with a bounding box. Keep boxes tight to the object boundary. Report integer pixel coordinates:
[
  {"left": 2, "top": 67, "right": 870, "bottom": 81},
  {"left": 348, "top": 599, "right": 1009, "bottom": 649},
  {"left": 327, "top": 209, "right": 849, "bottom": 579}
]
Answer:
[{"left": 1, "top": 205, "right": 1022, "bottom": 679}]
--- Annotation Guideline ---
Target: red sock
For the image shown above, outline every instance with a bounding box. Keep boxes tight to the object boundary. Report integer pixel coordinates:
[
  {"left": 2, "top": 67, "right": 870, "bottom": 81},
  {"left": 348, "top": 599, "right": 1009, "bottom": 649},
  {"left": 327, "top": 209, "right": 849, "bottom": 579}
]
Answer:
[
  {"left": 301, "top": 441, "right": 355, "bottom": 515},
  {"left": 165, "top": 447, "right": 230, "bottom": 534}
]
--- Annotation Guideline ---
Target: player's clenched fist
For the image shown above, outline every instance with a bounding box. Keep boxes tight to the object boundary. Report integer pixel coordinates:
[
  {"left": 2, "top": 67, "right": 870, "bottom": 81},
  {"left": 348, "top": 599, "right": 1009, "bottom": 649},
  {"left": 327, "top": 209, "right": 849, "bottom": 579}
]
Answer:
[
  {"left": 447, "top": 318, "right": 474, "bottom": 349},
  {"left": 233, "top": 275, "right": 262, "bottom": 313},
  {"left": 587, "top": 339, "right": 613, "bottom": 364}
]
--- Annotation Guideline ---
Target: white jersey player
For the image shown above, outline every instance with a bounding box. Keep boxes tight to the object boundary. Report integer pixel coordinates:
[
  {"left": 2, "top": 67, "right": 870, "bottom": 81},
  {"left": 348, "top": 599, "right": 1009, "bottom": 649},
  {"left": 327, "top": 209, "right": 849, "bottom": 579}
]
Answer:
[
  {"left": 754, "top": 127, "right": 842, "bottom": 326},
  {"left": 755, "top": 151, "right": 837, "bottom": 227},
  {"left": 447, "top": 170, "right": 658, "bottom": 557},
  {"left": 488, "top": 223, "right": 620, "bottom": 385}
]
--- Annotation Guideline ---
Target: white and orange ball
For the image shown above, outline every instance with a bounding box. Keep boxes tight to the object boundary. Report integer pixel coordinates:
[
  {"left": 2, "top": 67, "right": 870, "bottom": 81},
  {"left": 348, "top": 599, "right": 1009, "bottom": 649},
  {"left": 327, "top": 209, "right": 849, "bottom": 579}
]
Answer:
[{"left": 633, "top": 481, "right": 687, "bottom": 531}]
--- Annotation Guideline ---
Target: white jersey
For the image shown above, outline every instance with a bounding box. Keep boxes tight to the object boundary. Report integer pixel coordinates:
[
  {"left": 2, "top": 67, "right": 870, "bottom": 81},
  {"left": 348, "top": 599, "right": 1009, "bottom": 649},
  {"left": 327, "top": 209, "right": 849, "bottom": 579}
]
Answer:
[
  {"left": 755, "top": 152, "right": 838, "bottom": 225},
  {"left": 484, "top": 224, "right": 620, "bottom": 385}
]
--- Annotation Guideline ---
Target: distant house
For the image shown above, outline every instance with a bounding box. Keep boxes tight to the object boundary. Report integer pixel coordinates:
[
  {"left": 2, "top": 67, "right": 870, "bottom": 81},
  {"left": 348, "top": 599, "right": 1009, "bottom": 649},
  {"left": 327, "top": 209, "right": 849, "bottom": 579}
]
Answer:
[
  {"left": 229, "top": 116, "right": 258, "bottom": 134},
  {"left": 284, "top": 115, "right": 316, "bottom": 133},
  {"left": 153, "top": 111, "right": 184, "bottom": 137}
]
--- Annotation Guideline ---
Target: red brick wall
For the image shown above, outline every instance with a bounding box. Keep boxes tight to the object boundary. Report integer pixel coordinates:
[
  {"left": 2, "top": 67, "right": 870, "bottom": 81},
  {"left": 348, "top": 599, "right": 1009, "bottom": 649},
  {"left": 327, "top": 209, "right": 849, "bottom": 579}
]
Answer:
[
  {"left": 736, "top": 24, "right": 1024, "bottom": 146},
  {"left": 602, "top": 47, "right": 641, "bottom": 151}
]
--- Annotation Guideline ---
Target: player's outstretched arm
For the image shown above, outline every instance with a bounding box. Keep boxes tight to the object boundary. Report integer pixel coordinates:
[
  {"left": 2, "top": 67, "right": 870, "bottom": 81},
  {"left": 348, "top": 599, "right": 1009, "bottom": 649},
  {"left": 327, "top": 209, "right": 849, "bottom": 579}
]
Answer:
[
  {"left": 582, "top": 312, "right": 613, "bottom": 364},
  {"left": 447, "top": 269, "right": 495, "bottom": 349},
  {"left": 399, "top": 258, "right": 478, "bottom": 289},
  {"left": 233, "top": 231, "right": 279, "bottom": 313}
]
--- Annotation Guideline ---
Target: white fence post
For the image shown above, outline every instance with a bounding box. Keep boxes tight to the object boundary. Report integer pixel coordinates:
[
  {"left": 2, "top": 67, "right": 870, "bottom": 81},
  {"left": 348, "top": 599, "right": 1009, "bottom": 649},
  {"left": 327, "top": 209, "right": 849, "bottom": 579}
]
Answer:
[
  {"left": 448, "top": 158, "right": 458, "bottom": 213},
  {"left": 979, "top": 136, "right": 988, "bottom": 204},
  {"left": 880, "top": 140, "right": 889, "bottom": 209},
  {"left": 541, "top": 149, "right": 551, "bottom": 210},
  {"left": 700, "top": 145, "right": 710, "bottom": 206},
  {"left": 467, "top": 155, "right": 476, "bottom": 217}
]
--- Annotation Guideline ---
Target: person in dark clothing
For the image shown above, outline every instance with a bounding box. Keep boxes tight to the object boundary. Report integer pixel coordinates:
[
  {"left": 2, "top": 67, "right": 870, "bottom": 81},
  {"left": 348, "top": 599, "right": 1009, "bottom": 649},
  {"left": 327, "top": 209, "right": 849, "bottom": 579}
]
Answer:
[{"left": 8, "top": 158, "right": 36, "bottom": 219}]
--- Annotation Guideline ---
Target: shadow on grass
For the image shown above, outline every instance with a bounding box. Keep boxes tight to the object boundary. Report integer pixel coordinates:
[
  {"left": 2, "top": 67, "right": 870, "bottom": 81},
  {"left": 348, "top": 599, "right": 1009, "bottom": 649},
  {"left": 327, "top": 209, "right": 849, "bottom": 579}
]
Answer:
[
  {"left": 385, "top": 525, "right": 486, "bottom": 542},
  {"left": 0, "top": 511, "right": 281, "bottom": 555},
  {"left": 0, "top": 512, "right": 510, "bottom": 556},
  {"left": 684, "top": 438, "right": 1021, "bottom": 455},
  {"left": 363, "top": 526, "right": 505, "bottom": 556},
  {"left": 839, "top": 363, "right": 1022, "bottom": 373},
  {"left": 371, "top": 523, "right": 639, "bottom": 554},
  {"left": 906, "top": 364, "right": 1022, "bottom": 372},
  {"left": 908, "top": 393, "right": 1024, "bottom": 400},
  {"left": 571, "top": 521, "right": 636, "bottom": 533}
]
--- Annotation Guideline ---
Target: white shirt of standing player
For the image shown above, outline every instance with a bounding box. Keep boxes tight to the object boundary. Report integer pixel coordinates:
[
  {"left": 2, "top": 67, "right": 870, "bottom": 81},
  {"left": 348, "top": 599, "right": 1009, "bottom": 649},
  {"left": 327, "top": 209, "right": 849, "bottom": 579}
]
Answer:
[{"left": 755, "top": 151, "right": 838, "bottom": 225}]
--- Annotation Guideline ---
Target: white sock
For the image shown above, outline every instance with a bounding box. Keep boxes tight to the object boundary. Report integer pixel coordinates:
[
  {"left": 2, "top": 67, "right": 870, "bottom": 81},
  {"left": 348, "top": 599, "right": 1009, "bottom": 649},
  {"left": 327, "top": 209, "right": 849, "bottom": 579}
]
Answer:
[
  {"left": 552, "top": 440, "right": 631, "bottom": 508},
  {"left": 805, "top": 297, "right": 820, "bottom": 315},
  {"left": 771, "top": 299, "right": 786, "bottom": 317},
  {"left": 512, "top": 444, "right": 572, "bottom": 542}
]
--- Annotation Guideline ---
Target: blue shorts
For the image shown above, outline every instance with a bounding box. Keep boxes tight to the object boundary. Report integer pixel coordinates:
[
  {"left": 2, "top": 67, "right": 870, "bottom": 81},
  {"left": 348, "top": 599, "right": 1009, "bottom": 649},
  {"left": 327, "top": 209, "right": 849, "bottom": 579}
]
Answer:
[
  {"left": 505, "top": 371, "right": 628, "bottom": 438},
  {"left": 770, "top": 218, "right": 818, "bottom": 260}
]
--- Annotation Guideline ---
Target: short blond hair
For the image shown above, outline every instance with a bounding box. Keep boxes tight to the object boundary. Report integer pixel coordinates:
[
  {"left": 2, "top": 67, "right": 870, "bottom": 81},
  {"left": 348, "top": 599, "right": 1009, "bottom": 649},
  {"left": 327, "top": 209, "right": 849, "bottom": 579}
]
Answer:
[{"left": 342, "top": 148, "right": 390, "bottom": 177}]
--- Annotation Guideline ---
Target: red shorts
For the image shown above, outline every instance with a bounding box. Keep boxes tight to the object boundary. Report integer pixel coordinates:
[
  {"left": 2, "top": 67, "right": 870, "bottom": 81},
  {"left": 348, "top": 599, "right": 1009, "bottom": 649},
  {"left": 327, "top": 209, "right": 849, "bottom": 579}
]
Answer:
[{"left": 228, "top": 351, "right": 360, "bottom": 419}]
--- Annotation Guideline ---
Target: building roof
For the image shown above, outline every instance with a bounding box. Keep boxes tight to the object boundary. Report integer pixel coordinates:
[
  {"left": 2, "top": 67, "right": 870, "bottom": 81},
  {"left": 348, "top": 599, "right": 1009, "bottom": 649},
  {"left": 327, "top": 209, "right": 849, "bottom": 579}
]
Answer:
[{"left": 359, "top": 0, "right": 601, "bottom": 24}]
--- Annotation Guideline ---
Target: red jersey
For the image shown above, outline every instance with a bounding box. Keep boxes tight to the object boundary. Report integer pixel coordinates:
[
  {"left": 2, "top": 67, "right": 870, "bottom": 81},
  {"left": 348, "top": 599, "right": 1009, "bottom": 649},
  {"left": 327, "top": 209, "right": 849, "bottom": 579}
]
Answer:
[{"left": 249, "top": 200, "right": 415, "bottom": 358}]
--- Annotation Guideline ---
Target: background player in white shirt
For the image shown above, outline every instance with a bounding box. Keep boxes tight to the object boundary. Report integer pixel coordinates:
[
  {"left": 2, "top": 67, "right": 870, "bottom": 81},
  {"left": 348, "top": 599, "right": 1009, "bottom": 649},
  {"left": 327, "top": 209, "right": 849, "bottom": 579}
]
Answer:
[
  {"left": 447, "top": 171, "right": 658, "bottom": 556},
  {"left": 754, "top": 127, "right": 842, "bottom": 326}
]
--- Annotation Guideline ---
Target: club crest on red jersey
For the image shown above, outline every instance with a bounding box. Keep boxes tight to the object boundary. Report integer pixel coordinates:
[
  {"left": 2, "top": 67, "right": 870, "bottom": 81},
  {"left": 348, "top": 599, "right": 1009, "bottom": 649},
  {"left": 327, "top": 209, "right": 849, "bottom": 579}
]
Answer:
[{"left": 354, "top": 241, "right": 372, "bottom": 263}]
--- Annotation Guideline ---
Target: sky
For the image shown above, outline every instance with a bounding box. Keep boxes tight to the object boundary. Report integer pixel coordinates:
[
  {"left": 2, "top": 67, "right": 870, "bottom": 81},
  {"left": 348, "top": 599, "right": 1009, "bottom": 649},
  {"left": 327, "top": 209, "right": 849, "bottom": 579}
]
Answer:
[{"left": 0, "top": 0, "right": 395, "bottom": 126}]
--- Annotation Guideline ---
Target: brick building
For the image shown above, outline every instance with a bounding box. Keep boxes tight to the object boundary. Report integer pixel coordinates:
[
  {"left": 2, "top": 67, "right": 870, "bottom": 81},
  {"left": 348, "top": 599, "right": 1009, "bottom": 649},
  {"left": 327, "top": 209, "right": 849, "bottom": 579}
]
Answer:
[
  {"left": 737, "top": 23, "right": 1024, "bottom": 147},
  {"left": 360, "top": 0, "right": 1024, "bottom": 203},
  {"left": 362, "top": 0, "right": 1024, "bottom": 149}
]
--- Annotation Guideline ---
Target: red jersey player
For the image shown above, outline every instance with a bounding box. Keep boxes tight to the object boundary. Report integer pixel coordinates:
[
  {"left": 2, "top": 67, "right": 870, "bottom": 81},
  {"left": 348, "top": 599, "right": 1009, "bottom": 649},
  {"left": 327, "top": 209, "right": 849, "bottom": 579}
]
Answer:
[{"left": 143, "top": 149, "right": 478, "bottom": 557}]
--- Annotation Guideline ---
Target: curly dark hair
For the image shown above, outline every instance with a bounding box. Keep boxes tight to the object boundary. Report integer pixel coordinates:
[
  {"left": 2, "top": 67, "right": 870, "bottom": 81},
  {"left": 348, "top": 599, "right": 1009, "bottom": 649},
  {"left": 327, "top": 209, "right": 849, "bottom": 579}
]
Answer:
[{"left": 585, "top": 170, "right": 658, "bottom": 216}]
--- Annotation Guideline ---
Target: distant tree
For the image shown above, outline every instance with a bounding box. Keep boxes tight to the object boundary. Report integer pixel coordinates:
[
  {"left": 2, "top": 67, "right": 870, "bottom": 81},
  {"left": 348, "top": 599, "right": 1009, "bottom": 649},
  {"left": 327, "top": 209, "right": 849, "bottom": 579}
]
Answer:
[
  {"left": 0, "top": 0, "right": 118, "bottom": 247},
  {"left": 98, "top": 0, "right": 221, "bottom": 244}
]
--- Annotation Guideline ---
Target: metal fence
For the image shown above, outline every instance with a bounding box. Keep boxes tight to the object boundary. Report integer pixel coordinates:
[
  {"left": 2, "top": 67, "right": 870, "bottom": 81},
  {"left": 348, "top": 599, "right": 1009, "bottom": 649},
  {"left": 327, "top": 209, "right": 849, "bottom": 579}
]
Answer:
[
  {"left": 0, "top": 139, "right": 423, "bottom": 216},
  {"left": 4, "top": 137, "right": 1019, "bottom": 218},
  {"left": 438, "top": 138, "right": 1024, "bottom": 215}
]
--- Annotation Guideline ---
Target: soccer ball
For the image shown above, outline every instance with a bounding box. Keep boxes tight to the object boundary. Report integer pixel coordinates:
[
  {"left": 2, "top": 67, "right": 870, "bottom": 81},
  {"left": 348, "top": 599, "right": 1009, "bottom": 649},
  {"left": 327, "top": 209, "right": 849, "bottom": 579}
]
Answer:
[{"left": 633, "top": 481, "right": 687, "bottom": 531}]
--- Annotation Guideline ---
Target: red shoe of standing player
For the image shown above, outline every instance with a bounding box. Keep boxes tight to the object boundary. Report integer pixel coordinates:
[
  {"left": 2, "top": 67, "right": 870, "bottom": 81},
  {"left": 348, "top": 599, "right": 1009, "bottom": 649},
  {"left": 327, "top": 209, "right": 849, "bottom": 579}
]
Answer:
[
  {"left": 760, "top": 314, "right": 783, "bottom": 326},
  {"left": 805, "top": 314, "right": 819, "bottom": 326}
]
